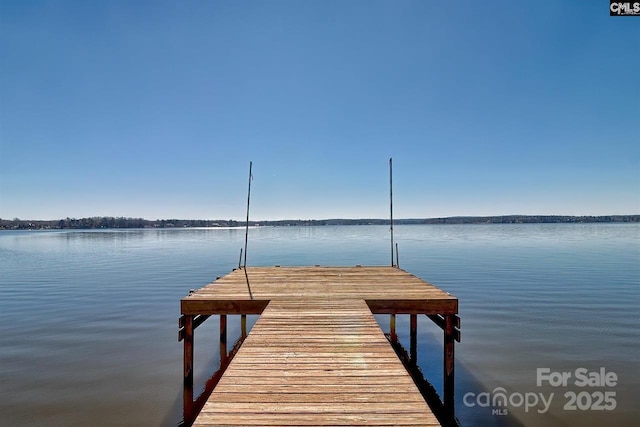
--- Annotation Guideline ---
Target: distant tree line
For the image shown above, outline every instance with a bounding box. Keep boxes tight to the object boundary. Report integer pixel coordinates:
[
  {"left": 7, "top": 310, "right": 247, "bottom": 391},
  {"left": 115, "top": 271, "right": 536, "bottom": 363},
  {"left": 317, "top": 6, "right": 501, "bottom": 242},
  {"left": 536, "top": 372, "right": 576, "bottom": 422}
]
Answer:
[
  {"left": 0, "top": 217, "right": 241, "bottom": 230},
  {"left": 0, "top": 215, "right": 638, "bottom": 230},
  {"left": 411, "top": 215, "right": 640, "bottom": 224},
  {"left": 264, "top": 215, "right": 640, "bottom": 226}
]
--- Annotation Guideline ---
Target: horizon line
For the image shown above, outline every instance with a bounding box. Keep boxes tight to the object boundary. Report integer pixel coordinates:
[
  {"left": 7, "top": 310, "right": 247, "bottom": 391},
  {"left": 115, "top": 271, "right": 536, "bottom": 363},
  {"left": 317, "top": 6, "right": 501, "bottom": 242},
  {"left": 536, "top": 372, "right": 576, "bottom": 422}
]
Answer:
[{"left": 3, "top": 214, "right": 639, "bottom": 222}]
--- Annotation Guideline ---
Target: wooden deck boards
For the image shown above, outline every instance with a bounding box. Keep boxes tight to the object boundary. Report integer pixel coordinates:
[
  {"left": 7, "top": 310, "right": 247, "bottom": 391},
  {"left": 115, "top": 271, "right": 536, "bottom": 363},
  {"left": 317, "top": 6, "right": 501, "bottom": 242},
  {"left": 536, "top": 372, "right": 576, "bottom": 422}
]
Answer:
[
  {"left": 182, "top": 266, "right": 458, "bottom": 315},
  {"left": 192, "top": 299, "right": 440, "bottom": 426},
  {"left": 183, "top": 266, "right": 457, "bottom": 426}
]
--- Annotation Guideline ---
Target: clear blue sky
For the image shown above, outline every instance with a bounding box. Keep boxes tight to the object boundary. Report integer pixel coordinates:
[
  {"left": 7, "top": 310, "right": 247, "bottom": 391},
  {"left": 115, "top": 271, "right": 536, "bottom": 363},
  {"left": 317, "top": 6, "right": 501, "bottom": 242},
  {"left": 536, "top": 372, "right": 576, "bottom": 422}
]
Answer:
[{"left": 1, "top": 1, "right": 638, "bottom": 220}]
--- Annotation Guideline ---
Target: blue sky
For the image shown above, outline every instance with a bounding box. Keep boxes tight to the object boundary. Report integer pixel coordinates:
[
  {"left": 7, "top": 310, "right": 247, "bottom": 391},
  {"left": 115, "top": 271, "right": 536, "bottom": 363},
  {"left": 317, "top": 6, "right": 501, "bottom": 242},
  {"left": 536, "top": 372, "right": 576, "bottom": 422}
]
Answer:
[{"left": 1, "top": 1, "right": 638, "bottom": 220}]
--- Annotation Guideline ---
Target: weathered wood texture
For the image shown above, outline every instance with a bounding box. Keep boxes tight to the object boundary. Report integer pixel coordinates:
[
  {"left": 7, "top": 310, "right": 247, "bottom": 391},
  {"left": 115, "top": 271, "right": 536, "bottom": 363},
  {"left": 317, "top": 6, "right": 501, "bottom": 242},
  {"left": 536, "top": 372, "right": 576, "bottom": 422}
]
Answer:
[
  {"left": 183, "top": 266, "right": 459, "bottom": 426},
  {"left": 192, "top": 299, "right": 441, "bottom": 426},
  {"left": 181, "top": 266, "right": 458, "bottom": 315}
]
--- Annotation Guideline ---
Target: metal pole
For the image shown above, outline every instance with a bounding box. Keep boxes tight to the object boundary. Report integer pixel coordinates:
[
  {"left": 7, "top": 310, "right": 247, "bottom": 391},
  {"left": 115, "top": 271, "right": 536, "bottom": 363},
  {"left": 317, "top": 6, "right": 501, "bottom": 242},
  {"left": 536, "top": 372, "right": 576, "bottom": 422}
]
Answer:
[
  {"left": 243, "top": 161, "right": 252, "bottom": 268},
  {"left": 389, "top": 158, "right": 394, "bottom": 267}
]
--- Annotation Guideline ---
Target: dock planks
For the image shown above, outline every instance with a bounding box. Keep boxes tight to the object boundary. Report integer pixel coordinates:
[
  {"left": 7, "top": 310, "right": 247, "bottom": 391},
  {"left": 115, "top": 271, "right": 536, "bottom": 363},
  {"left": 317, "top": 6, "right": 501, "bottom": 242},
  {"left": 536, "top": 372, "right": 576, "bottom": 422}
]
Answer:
[
  {"left": 182, "top": 266, "right": 458, "bottom": 426},
  {"left": 193, "top": 299, "right": 440, "bottom": 426},
  {"left": 181, "top": 266, "right": 458, "bottom": 316}
]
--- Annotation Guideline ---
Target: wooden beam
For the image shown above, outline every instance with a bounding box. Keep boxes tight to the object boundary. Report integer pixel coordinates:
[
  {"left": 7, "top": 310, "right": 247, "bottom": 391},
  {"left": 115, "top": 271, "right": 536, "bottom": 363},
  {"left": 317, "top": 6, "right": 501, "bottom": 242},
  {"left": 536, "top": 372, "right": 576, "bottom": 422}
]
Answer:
[
  {"left": 366, "top": 299, "right": 458, "bottom": 315},
  {"left": 181, "top": 299, "right": 269, "bottom": 315}
]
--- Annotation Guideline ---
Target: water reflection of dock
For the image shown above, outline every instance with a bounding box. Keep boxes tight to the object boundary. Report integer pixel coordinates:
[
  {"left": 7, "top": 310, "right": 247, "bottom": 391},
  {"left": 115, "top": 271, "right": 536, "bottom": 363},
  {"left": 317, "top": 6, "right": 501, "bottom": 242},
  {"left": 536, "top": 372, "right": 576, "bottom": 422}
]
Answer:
[{"left": 179, "top": 266, "right": 460, "bottom": 426}]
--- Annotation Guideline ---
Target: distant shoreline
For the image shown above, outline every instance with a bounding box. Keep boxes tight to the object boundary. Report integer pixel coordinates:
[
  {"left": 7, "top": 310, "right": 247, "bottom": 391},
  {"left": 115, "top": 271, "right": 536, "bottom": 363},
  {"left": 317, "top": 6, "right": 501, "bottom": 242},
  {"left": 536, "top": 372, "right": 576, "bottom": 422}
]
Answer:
[{"left": 1, "top": 215, "right": 638, "bottom": 230}]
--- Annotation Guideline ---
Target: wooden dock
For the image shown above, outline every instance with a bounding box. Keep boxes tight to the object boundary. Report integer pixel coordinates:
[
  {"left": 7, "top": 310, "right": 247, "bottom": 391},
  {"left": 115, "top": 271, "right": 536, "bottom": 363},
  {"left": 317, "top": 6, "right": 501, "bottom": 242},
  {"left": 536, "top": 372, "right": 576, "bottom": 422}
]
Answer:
[{"left": 179, "top": 266, "right": 460, "bottom": 426}]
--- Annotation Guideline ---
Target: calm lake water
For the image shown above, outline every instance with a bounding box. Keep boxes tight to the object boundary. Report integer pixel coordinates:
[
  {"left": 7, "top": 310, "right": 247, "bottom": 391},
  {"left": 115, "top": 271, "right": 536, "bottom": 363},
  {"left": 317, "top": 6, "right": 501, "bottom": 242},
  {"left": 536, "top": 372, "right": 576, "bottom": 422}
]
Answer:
[{"left": 0, "top": 224, "right": 638, "bottom": 426}]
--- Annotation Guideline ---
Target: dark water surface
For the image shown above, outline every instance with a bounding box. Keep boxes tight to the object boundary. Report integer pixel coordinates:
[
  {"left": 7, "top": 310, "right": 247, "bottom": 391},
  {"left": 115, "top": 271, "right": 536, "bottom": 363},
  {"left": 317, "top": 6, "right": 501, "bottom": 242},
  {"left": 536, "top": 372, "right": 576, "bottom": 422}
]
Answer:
[{"left": 0, "top": 224, "right": 638, "bottom": 426}]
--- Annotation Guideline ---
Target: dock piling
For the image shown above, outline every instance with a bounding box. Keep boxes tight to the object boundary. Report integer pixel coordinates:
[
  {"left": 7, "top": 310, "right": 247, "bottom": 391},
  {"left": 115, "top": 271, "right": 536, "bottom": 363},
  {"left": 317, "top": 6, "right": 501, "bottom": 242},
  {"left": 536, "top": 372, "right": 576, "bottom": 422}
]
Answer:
[
  {"left": 241, "top": 314, "right": 247, "bottom": 339},
  {"left": 444, "top": 314, "right": 456, "bottom": 419},
  {"left": 219, "top": 314, "right": 227, "bottom": 364},
  {"left": 182, "top": 315, "right": 194, "bottom": 424},
  {"left": 390, "top": 313, "right": 397, "bottom": 342},
  {"left": 410, "top": 313, "right": 417, "bottom": 363}
]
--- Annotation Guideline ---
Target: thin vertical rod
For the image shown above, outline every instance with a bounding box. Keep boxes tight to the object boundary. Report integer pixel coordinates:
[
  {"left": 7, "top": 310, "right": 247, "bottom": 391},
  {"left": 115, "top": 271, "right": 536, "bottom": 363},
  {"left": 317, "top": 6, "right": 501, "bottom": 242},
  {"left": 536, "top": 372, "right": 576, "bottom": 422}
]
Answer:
[
  {"left": 238, "top": 248, "right": 243, "bottom": 269},
  {"left": 389, "top": 158, "right": 394, "bottom": 267},
  {"left": 395, "top": 243, "right": 400, "bottom": 268},
  {"left": 243, "top": 161, "right": 252, "bottom": 268}
]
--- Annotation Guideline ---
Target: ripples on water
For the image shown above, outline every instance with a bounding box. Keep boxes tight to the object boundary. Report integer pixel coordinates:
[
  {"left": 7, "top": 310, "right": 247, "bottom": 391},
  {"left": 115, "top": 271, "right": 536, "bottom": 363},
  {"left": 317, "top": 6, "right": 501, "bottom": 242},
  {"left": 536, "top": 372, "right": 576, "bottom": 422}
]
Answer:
[{"left": 0, "top": 224, "right": 638, "bottom": 426}]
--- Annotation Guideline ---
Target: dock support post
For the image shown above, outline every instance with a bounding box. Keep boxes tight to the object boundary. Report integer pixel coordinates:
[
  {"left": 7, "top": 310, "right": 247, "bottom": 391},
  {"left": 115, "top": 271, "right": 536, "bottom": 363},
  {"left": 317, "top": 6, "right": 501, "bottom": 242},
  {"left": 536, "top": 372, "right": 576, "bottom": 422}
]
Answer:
[
  {"left": 410, "top": 314, "right": 417, "bottom": 364},
  {"left": 220, "top": 314, "right": 227, "bottom": 364},
  {"left": 183, "top": 315, "right": 194, "bottom": 424},
  {"left": 444, "top": 314, "right": 455, "bottom": 420},
  {"left": 241, "top": 314, "right": 247, "bottom": 339},
  {"left": 390, "top": 314, "right": 397, "bottom": 342}
]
